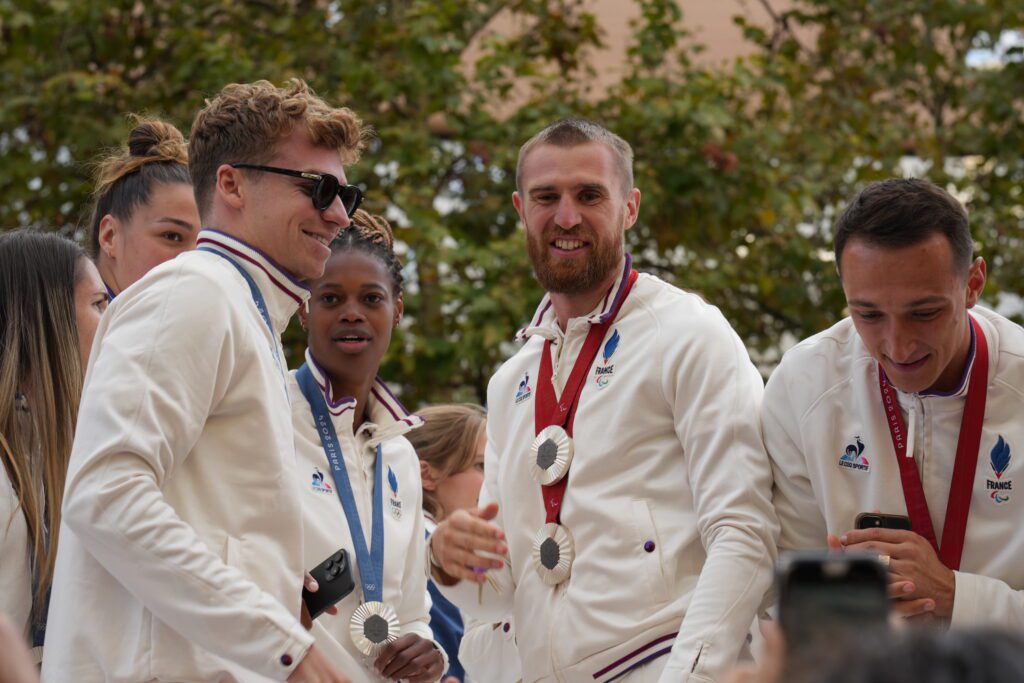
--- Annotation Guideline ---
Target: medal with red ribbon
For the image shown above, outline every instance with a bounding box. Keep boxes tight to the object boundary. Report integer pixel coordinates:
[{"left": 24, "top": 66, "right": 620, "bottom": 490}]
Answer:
[
  {"left": 529, "top": 268, "right": 638, "bottom": 584},
  {"left": 878, "top": 315, "right": 988, "bottom": 571}
]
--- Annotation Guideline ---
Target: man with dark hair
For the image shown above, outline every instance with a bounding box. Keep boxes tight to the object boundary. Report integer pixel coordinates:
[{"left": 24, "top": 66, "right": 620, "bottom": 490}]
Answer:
[
  {"left": 765, "top": 178, "right": 1024, "bottom": 629},
  {"left": 428, "top": 118, "right": 778, "bottom": 682}
]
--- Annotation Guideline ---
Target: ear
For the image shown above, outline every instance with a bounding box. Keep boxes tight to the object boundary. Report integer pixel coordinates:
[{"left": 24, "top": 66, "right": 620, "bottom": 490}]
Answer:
[
  {"left": 512, "top": 191, "right": 525, "bottom": 224},
  {"left": 965, "top": 257, "right": 987, "bottom": 308},
  {"left": 420, "top": 461, "right": 438, "bottom": 491},
  {"left": 623, "top": 188, "right": 641, "bottom": 232},
  {"left": 98, "top": 214, "right": 121, "bottom": 259},
  {"left": 393, "top": 295, "right": 404, "bottom": 327},
  {"left": 216, "top": 164, "right": 247, "bottom": 211}
]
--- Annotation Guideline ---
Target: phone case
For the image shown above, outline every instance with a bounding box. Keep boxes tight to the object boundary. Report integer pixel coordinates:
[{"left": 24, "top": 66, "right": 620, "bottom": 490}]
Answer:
[{"left": 303, "top": 548, "right": 356, "bottom": 620}]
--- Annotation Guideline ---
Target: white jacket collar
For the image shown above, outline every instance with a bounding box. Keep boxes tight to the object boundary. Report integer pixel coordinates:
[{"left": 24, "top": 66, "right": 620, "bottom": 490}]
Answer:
[
  {"left": 303, "top": 349, "right": 423, "bottom": 446},
  {"left": 196, "top": 229, "right": 309, "bottom": 333},
  {"left": 517, "top": 254, "right": 634, "bottom": 341}
]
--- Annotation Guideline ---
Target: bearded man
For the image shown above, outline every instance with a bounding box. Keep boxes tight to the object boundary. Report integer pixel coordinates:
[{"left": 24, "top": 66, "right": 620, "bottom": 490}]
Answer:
[{"left": 428, "top": 118, "right": 778, "bottom": 683}]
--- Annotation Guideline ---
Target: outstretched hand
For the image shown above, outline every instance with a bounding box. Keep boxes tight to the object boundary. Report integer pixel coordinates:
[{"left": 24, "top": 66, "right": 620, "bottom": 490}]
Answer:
[{"left": 430, "top": 502, "right": 507, "bottom": 585}]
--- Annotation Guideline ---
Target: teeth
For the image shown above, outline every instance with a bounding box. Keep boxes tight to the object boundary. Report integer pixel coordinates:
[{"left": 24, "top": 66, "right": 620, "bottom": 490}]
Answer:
[
  {"left": 315, "top": 235, "right": 329, "bottom": 247},
  {"left": 554, "top": 239, "right": 584, "bottom": 250}
]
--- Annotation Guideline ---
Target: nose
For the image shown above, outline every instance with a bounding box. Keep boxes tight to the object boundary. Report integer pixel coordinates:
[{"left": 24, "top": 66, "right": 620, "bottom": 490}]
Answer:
[
  {"left": 337, "top": 299, "right": 366, "bottom": 323},
  {"left": 885, "top": 319, "right": 918, "bottom": 362},
  {"left": 321, "top": 194, "right": 352, "bottom": 231},
  {"left": 553, "top": 195, "right": 581, "bottom": 231}
]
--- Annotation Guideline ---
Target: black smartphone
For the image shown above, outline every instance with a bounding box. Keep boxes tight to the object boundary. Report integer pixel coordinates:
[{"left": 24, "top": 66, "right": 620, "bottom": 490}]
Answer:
[
  {"left": 303, "top": 548, "right": 356, "bottom": 621},
  {"left": 777, "top": 552, "right": 890, "bottom": 678},
  {"left": 855, "top": 512, "right": 912, "bottom": 531}
]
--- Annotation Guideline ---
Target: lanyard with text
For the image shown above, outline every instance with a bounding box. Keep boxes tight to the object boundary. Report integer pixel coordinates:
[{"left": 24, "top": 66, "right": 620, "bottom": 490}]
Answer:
[
  {"left": 878, "top": 315, "right": 989, "bottom": 571},
  {"left": 535, "top": 270, "right": 638, "bottom": 524},
  {"left": 296, "top": 363, "right": 386, "bottom": 602}
]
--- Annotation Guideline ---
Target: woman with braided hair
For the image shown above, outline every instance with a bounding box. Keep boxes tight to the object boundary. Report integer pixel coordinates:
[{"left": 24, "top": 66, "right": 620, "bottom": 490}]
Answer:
[
  {"left": 289, "top": 210, "right": 446, "bottom": 682},
  {"left": 87, "top": 117, "right": 200, "bottom": 298}
]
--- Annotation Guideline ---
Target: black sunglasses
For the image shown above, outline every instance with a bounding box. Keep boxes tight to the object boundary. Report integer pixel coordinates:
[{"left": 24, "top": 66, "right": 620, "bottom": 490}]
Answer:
[{"left": 231, "top": 164, "right": 363, "bottom": 217}]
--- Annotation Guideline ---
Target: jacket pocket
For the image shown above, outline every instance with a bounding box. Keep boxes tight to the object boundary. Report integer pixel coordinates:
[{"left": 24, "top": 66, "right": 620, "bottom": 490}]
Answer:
[{"left": 630, "top": 500, "right": 671, "bottom": 605}]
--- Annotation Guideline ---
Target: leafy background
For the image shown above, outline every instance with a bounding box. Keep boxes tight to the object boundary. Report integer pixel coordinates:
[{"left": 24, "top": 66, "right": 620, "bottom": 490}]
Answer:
[{"left": 2, "top": 0, "right": 1021, "bottom": 406}]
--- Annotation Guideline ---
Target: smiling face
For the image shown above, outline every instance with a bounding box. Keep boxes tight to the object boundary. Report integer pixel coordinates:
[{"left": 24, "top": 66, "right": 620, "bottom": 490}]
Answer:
[
  {"left": 513, "top": 142, "right": 640, "bottom": 297},
  {"left": 303, "top": 248, "right": 402, "bottom": 397},
  {"left": 100, "top": 181, "right": 200, "bottom": 294},
  {"left": 236, "top": 127, "right": 353, "bottom": 280},
  {"left": 841, "top": 233, "right": 986, "bottom": 393}
]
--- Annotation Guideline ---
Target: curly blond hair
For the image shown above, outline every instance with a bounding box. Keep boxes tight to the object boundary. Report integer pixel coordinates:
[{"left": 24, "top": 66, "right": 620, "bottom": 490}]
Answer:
[{"left": 189, "top": 79, "right": 368, "bottom": 218}]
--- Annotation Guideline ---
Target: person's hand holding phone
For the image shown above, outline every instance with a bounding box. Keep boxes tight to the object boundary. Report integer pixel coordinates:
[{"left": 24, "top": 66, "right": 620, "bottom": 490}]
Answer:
[{"left": 828, "top": 512, "right": 955, "bottom": 620}]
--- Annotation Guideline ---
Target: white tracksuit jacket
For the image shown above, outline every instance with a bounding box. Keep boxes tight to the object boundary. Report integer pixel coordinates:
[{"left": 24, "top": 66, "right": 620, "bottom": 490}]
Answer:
[
  {"left": 42, "top": 230, "right": 314, "bottom": 682},
  {"left": 764, "top": 306, "right": 1024, "bottom": 628},
  {"left": 438, "top": 263, "right": 779, "bottom": 683},
  {"left": 288, "top": 352, "right": 445, "bottom": 680}
]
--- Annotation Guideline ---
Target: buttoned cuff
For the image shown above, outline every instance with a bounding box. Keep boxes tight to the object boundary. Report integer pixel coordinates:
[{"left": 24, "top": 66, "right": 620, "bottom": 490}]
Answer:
[{"left": 268, "top": 625, "right": 315, "bottom": 680}]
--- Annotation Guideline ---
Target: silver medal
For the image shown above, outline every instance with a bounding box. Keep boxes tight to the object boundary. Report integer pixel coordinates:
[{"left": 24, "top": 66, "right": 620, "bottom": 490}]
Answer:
[
  {"left": 529, "top": 426, "right": 574, "bottom": 485},
  {"left": 532, "top": 522, "right": 575, "bottom": 586},
  {"left": 349, "top": 600, "right": 400, "bottom": 657}
]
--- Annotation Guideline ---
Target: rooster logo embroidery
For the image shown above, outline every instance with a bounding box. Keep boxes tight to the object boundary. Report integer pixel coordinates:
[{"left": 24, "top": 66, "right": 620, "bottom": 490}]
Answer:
[
  {"left": 311, "top": 467, "right": 333, "bottom": 494},
  {"left": 838, "top": 436, "right": 870, "bottom": 472},
  {"left": 595, "top": 329, "right": 620, "bottom": 389},
  {"left": 515, "top": 371, "right": 533, "bottom": 405},
  {"left": 987, "top": 436, "right": 1012, "bottom": 504}
]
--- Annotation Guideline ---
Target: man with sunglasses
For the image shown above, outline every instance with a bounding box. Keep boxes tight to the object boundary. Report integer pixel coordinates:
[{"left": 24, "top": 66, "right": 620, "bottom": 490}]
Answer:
[{"left": 45, "top": 79, "right": 364, "bottom": 683}]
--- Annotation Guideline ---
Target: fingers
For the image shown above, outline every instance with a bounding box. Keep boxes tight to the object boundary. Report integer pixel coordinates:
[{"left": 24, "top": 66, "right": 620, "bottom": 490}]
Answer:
[
  {"left": 826, "top": 534, "right": 844, "bottom": 551},
  {"left": 888, "top": 580, "right": 916, "bottom": 599},
  {"left": 375, "top": 635, "right": 442, "bottom": 681},
  {"left": 476, "top": 501, "right": 501, "bottom": 522},
  {"left": 892, "top": 597, "right": 935, "bottom": 618},
  {"left": 300, "top": 602, "right": 313, "bottom": 630},
  {"left": 448, "top": 509, "right": 505, "bottom": 541},
  {"left": 304, "top": 572, "right": 319, "bottom": 592},
  {"left": 840, "top": 528, "right": 916, "bottom": 545}
]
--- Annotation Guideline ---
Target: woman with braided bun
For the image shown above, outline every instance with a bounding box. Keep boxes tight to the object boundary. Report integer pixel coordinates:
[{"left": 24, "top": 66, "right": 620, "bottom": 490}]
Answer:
[
  {"left": 88, "top": 117, "right": 200, "bottom": 298},
  {"left": 289, "top": 210, "right": 446, "bottom": 682}
]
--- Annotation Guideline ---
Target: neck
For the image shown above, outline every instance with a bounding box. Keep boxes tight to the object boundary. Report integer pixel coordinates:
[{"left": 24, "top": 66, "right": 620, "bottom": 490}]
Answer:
[
  {"left": 329, "top": 376, "right": 375, "bottom": 430},
  {"left": 549, "top": 258, "right": 624, "bottom": 331},
  {"left": 927, "top": 317, "right": 974, "bottom": 394},
  {"left": 97, "top": 258, "right": 120, "bottom": 296}
]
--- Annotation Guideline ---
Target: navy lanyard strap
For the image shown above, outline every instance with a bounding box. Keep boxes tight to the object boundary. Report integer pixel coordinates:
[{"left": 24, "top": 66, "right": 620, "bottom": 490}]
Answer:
[
  {"left": 296, "top": 363, "right": 385, "bottom": 602},
  {"left": 198, "top": 246, "right": 274, "bottom": 335},
  {"left": 198, "top": 247, "right": 288, "bottom": 392}
]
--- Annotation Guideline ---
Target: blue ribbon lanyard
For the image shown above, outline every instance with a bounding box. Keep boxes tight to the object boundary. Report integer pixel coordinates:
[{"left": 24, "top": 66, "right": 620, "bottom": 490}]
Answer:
[
  {"left": 198, "top": 247, "right": 286, "bottom": 385},
  {"left": 296, "top": 363, "right": 385, "bottom": 603}
]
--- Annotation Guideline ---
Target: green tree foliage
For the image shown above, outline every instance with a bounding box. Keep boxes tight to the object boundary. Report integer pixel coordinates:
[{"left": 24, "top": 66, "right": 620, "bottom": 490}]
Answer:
[{"left": 2, "top": 0, "right": 1021, "bottom": 405}]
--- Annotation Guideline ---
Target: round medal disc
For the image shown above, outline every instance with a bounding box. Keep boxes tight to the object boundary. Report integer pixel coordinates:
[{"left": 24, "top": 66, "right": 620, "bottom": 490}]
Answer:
[
  {"left": 350, "top": 600, "right": 400, "bottom": 657},
  {"left": 532, "top": 522, "right": 575, "bottom": 586},
  {"left": 529, "top": 426, "right": 574, "bottom": 485}
]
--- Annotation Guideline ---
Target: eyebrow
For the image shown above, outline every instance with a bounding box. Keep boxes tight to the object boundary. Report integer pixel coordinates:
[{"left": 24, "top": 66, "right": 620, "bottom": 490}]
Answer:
[
  {"left": 156, "top": 218, "right": 197, "bottom": 231},
  {"left": 847, "top": 296, "right": 949, "bottom": 309},
  {"left": 528, "top": 182, "right": 609, "bottom": 194}
]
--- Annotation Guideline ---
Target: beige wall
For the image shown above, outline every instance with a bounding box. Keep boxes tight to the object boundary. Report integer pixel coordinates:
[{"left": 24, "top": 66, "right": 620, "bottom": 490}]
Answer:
[{"left": 466, "top": 0, "right": 794, "bottom": 88}]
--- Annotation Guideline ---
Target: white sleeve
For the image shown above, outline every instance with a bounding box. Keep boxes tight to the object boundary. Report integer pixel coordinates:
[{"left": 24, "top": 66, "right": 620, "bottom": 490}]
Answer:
[
  {"left": 434, "top": 424, "right": 515, "bottom": 623},
  {"left": 458, "top": 616, "right": 521, "bottom": 683},
  {"left": 0, "top": 470, "right": 31, "bottom": 640},
  {"left": 762, "top": 362, "right": 829, "bottom": 553},
  {"left": 395, "top": 467, "right": 447, "bottom": 675},
  {"left": 657, "top": 312, "right": 779, "bottom": 683},
  {"left": 61, "top": 268, "right": 312, "bottom": 678},
  {"left": 951, "top": 571, "right": 1024, "bottom": 629}
]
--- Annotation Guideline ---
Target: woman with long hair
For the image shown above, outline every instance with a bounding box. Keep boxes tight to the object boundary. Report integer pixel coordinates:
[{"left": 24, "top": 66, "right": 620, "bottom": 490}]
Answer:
[
  {"left": 0, "top": 229, "right": 107, "bottom": 655},
  {"left": 409, "top": 405, "right": 522, "bottom": 683},
  {"left": 291, "top": 210, "right": 445, "bottom": 682},
  {"left": 87, "top": 117, "right": 199, "bottom": 298}
]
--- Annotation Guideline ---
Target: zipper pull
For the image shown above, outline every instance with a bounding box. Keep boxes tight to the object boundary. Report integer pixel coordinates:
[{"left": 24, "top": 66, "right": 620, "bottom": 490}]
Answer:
[{"left": 906, "top": 400, "right": 917, "bottom": 459}]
